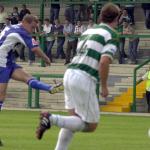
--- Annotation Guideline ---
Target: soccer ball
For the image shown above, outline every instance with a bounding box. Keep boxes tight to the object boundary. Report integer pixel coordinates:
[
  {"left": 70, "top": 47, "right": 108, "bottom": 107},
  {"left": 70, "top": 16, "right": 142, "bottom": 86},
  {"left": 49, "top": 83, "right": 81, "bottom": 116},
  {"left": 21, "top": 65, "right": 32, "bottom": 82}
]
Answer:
[{"left": 148, "top": 129, "right": 150, "bottom": 137}]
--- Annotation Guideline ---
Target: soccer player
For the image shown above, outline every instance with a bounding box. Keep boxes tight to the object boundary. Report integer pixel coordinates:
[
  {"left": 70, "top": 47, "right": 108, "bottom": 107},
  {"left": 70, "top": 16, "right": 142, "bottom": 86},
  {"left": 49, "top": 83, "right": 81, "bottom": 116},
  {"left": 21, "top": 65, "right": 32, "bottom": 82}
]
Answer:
[
  {"left": 0, "top": 14, "right": 64, "bottom": 111},
  {"left": 0, "top": 14, "right": 64, "bottom": 146},
  {"left": 36, "top": 3, "right": 120, "bottom": 150}
]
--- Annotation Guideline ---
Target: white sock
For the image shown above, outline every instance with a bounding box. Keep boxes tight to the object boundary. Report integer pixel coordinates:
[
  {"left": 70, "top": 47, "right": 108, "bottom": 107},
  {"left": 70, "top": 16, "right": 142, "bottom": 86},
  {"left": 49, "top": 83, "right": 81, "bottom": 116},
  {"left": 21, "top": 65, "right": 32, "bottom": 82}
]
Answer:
[
  {"left": 49, "top": 115, "right": 86, "bottom": 132},
  {"left": 55, "top": 128, "right": 74, "bottom": 150}
]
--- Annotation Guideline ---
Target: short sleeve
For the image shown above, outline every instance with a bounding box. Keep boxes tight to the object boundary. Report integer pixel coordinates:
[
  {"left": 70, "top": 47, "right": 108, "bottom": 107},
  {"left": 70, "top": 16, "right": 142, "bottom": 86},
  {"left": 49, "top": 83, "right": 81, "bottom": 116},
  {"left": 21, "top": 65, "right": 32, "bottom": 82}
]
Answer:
[
  {"left": 101, "top": 33, "right": 119, "bottom": 60},
  {"left": 21, "top": 33, "right": 39, "bottom": 49}
]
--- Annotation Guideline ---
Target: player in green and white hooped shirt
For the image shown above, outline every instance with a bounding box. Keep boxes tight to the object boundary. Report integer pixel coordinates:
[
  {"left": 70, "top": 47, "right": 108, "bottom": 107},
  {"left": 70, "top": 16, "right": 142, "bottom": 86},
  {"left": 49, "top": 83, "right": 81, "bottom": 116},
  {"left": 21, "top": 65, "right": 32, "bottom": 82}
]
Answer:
[
  {"left": 36, "top": 3, "right": 121, "bottom": 150},
  {"left": 68, "top": 22, "right": 119, "bottom": 82}
]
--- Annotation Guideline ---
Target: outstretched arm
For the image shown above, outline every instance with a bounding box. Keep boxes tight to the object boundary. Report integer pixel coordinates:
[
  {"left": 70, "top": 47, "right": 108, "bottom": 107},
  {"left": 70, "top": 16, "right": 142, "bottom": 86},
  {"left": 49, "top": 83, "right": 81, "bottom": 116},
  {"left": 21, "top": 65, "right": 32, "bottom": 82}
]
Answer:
[{"left": 32, "top": 47, "right": 51, "bottom": 66}]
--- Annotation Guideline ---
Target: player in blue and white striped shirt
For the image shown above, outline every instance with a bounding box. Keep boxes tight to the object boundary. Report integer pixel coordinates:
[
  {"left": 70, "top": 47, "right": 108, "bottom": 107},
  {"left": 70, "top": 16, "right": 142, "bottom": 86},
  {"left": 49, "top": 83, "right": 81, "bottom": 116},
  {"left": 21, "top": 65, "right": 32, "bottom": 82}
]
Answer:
[{"left": 0, "top": 14, "right": 63, "bottom": 112}]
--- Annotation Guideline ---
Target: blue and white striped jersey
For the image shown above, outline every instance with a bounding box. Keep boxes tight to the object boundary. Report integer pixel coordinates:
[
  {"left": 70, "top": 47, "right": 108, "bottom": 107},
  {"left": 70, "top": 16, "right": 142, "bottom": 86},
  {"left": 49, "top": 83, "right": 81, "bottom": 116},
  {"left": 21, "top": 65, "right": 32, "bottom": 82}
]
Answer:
[{"left": 0, "top": 24, "right": 38, "bottom": 67}]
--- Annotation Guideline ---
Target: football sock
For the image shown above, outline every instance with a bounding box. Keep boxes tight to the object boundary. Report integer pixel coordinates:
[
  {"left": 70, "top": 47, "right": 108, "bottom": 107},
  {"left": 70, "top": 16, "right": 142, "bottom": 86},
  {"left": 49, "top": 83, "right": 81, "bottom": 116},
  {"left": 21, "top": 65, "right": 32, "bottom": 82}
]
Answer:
[
  {"left": 50, "top": 115, "right": 86, "bottom": 132},
  {"left": 0, "top": 101, "right": 3, "bottom": 111},
  {"left": 27, "top": 78, "right": 52, "bottom": 91},
  {"left": 55, "top": 129, "right": 74, "bottom": 150}
]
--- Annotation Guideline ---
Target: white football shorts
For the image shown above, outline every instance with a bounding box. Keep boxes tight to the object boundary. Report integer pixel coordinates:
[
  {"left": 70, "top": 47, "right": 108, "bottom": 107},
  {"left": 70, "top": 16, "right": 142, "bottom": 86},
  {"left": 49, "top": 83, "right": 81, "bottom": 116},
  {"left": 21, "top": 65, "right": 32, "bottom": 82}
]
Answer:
[{"left": 63, "top": 69, "right": 100, "bottom": 123}]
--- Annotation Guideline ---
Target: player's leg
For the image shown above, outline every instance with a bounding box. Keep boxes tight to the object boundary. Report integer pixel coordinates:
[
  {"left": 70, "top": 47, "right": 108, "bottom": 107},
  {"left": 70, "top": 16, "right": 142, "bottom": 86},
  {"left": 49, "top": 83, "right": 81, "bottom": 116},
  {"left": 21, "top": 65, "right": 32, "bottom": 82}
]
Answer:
[
  {"left": 54, "top": 108, "right": 91, "bottom": 150},
  {"left": 54, "top": 128, "right": 74, "bottom": 150},
  {"left": 36, "top": 110, "right": 87, "bottom": 139},
  {"left": 0, "top": 66, "right": 16, "bottom": 147},
  {"left": 11, "top": 67, "right": 63, "bottom": 94},
  {"left": 36, "top": 70, "right": 99, "bottom": 140},
  {"left": 0, "top": 83, "right": 8, "bottom": 110},
  {"left": 0, "top": 66, "right": 10, "bottom": 110},
  {"left": 0, "top": 80, "right": 8, "bottom": 146}
]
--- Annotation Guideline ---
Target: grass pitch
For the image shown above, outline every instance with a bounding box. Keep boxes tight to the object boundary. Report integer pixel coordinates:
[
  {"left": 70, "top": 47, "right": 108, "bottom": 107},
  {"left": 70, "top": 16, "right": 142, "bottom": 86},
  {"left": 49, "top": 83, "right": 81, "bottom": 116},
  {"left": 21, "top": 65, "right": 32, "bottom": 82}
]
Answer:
[{"left": 0, "top": 110, "right": 150, "bottom": 150}]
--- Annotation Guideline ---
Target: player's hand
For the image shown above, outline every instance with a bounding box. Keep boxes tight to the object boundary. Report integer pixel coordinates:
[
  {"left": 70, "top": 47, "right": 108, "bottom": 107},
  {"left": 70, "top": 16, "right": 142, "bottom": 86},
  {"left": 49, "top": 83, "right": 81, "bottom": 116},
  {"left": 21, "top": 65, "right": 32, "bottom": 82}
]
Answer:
[{"left": 101, "top": 86, "right": 108, "bottom": 98}]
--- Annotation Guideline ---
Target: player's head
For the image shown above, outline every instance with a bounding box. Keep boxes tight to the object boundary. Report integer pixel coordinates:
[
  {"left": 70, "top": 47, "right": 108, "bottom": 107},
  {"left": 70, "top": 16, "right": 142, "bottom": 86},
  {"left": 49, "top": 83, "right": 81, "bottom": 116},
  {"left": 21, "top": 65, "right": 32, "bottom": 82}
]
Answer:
[
  {"left": 22, "top": 14, "right": 38, "bottom": 33},
  {"left": 99, "top": 3, "right": 120, "bottom": 27}
]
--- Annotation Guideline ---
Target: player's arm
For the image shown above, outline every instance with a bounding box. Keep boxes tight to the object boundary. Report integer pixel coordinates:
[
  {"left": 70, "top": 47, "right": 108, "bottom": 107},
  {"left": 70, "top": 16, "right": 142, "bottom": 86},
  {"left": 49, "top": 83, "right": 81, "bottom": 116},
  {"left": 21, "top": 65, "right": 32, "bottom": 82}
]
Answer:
[
  {"left": 99, "top": 56, "right": 112, "bottom": 98},
  {"left": 23, "top": 36, "right": 51, "bottom": 66},
  {"left": 136, "top": 72, "right": 148, "bottom": 85},
  {"left": 32, "top": 47, "right": 51, "bottom": 65}
]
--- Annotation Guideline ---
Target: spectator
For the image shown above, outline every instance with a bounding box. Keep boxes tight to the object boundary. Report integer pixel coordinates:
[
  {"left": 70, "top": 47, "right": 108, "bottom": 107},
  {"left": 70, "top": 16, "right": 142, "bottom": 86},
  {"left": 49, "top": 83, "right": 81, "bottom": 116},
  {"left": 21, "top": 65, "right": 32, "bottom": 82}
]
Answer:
[
  {"left": 78, "top": 3, "right": 88, "bottom": 21},
  {"left": 19, "top": 4, "right": 31, "bottom": 61},
  {"left": 122, "top": 20, "right": 139, "bottom": 64},
  {"left": 63, "top": 19, "right": 76, "bottom": 65},
  {"left": 19, "top": 4, "right": 31, "bottom": 21},
  {"left": 141, "top": 3, "right": 150, "bottom": 18},
  {"left": 43, "top": 18, "right": 55, "bottom": 62},
  {"left": 54, "top": 19, "right": 65, "bottom": 59},
  {"left": 87, "top": 18, "right": 95, "bottom": 29},
  {"left": 118, "top": 8, "right": 130, "bottom": 64},
  {"left": 10, "top": 6, "right": 20, "bottom": 25},
  {"left": 4, "top": 17, "right": 11, "bottom": 27},
  {"left": 50, "top": 0, "right": 60, "bottom": 23},
  {"left": 125, "top": 2, "right": 135, "bottom": 25},
  {"left": 74, "top": 20, "right": 87, "bottom": 50},
  {"left": 127, "top": 24, "right": 139, "bottom": 64},
  {"left": 141, "top": 3, "right": 150, "bottom": 29},
  {"left": 37, "top": 19, "right": 42, "bottom": 33},
  {"left": 87, "top": 2, "right": 93, "bottom": 20},
  {"left": 74, "top": 3, "right": 80, "bottom": 22},
  {"left": 0, "top": 5, "right": 8, "bottom": 31},
  {"left": 74, "top": 20, "right": 87, "bottom": 36},
  {"left": 64, "top": 2, "right": 75, "bottom": 24}
]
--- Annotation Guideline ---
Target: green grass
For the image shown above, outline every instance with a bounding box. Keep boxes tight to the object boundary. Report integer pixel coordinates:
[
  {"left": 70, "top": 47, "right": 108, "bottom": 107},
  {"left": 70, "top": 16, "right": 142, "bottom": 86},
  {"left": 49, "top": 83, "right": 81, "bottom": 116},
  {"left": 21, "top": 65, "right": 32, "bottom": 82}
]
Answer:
[{"left": 0, "top": 110, "right": 150, "bottom": 150}]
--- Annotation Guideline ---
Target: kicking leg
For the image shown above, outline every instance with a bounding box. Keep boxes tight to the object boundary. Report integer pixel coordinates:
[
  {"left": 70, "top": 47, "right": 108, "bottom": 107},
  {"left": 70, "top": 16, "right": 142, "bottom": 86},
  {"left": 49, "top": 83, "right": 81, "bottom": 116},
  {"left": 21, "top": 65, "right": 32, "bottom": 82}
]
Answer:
[{"left": 11, "top": 68, "right": 63, "bottom": 94}]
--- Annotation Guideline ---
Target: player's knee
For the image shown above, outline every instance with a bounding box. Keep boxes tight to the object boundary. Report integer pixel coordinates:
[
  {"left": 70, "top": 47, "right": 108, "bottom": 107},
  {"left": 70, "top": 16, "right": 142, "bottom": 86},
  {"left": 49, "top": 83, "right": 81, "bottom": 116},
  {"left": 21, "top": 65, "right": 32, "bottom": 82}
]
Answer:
[{"left": 84, "top": 123, "right": 98, "bottom": 132}]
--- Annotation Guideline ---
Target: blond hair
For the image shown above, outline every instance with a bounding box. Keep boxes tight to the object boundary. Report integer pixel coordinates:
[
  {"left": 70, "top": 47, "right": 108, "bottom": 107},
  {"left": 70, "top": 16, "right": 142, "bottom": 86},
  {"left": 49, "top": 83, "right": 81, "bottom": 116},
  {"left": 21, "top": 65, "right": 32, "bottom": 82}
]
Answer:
[{"left": 22, "top": 14, "right": 38, "bottom": 24}]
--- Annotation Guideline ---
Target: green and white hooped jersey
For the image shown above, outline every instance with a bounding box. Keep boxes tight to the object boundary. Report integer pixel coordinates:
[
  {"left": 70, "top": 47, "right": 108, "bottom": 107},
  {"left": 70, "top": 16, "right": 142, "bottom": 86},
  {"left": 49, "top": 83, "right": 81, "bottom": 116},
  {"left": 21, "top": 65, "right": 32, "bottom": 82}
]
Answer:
[{"left": 68, "top": 23, "right": 119, "bottom": 82}]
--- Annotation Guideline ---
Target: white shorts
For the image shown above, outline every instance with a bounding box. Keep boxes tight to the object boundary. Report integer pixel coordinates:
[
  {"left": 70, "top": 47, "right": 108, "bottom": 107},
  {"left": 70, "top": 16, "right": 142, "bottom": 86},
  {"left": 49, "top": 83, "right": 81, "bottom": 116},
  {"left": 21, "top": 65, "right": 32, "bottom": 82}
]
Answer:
[{"left": 63, "top": 69, "right": 100, "bottom": 123}]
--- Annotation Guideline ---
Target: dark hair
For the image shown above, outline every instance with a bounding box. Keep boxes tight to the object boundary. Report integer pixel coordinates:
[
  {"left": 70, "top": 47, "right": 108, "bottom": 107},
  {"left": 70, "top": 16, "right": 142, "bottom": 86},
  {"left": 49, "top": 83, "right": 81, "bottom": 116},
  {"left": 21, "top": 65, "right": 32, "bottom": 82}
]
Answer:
[
  {"left": 22, "top": 4, "right": 26, "bottom": 8},
  {"left": 88, "top": 18, "right": 93, "bottom": 21},
  {"left": 13, "top": 6, "right": 18, "bottom": 11},
  {"left": 44, "top": 18, "right": 50, "bottom": 22},
  {"left": 0, "top": 5, "right": 4, "bottom": 11},
  {"left": 100, "top": 3, "right": 120, "bottom": 23},
  {"left": 65, "top": 18, "right": 70, "bottom": 22}
]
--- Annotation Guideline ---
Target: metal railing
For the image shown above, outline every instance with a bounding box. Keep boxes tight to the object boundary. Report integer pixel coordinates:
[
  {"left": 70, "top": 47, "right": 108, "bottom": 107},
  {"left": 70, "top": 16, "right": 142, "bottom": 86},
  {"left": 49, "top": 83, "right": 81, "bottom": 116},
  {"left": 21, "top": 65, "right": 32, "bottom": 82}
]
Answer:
[
  {"left": 28, "top": 73, "right": 100, "bottom": 108},
  {"left": 28, "top": 74, "right": 63, "bottom": 108}
]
